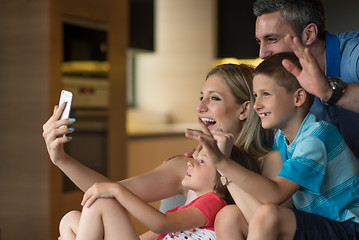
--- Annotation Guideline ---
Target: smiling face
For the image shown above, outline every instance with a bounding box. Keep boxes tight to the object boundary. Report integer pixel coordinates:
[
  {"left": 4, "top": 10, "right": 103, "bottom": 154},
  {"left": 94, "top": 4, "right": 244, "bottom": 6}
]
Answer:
[
  {"left": 181, "top": 150, "right": 218, "bottom": 196},
  {"left": 255, "top": 11, "right": 297, "bottom": 59},
  {"left": 197, "top": 74, "right": 243, "bottom": 136},
  {"left": 253, "top": 74, "right": 297, "bottom": 133}
]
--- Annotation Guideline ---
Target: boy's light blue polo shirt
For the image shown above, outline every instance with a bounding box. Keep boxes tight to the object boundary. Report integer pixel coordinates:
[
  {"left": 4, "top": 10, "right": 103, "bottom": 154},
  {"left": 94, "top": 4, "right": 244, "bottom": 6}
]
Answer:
[{"left": 274, "top": 113, "right": 359, "bottom": 223}]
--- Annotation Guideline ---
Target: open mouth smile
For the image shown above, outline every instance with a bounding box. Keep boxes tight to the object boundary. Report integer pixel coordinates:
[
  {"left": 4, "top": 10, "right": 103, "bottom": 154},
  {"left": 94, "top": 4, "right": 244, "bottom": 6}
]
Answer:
[{"left": 201, "top": 117, "right": 216, "bottom": 128}]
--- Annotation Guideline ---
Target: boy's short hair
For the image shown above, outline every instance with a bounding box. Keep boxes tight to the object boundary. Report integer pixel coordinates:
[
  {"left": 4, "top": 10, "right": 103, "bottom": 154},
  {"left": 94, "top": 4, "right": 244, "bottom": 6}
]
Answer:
[{"left": 254, "top": 52, "right": 314, "bottom": 106}]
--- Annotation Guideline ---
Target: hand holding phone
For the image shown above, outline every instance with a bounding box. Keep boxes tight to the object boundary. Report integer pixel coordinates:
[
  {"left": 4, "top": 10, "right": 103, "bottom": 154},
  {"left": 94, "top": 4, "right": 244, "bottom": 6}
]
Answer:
[{"left": 58, "top": 90, "right": 73, "bottom": 128}]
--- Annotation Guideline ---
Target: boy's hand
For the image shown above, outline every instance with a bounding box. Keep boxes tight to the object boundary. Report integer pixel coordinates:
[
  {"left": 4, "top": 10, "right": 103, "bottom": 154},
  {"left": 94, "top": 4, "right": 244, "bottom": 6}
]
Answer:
[
  {"left": 185, "top": 117, "right": 231, "bottom": 165},
  {"left": 211, "top": 128, "right": 234, "bottom": 158},
  {"left": 283, "top": 34, "right": 331, "bottom": 101}
]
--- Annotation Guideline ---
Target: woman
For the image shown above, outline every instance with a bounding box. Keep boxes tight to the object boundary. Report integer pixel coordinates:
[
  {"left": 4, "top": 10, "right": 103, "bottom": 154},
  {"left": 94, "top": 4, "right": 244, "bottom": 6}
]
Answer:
[{"left": 42, "top": 63, "right": 279, "bottom": 239}]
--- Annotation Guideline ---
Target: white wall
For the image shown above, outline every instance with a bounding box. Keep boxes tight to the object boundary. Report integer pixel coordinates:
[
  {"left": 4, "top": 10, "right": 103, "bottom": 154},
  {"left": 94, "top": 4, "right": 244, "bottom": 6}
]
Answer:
[{"left": 134, "top": 0, "right": 216, "bottom": 123}]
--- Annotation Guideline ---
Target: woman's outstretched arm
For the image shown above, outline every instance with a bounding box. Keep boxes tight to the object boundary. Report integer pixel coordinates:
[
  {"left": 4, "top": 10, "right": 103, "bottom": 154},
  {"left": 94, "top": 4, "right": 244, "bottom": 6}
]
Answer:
[{"left": 43, "top": 103, "right": 189, "bottom": 202}]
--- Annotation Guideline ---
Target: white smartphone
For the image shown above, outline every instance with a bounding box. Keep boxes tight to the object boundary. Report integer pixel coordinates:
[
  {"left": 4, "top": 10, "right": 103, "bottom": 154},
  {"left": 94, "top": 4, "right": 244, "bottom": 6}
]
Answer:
[{"left": 58, "top": 90, "right": 73, "bottom": 127}]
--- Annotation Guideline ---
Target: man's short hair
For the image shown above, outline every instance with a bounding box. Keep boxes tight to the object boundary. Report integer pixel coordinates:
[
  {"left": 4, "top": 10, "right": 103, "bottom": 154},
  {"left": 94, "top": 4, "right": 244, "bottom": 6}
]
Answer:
[{"left": 253, "top": 0, "right": 326, "bottom": 40}]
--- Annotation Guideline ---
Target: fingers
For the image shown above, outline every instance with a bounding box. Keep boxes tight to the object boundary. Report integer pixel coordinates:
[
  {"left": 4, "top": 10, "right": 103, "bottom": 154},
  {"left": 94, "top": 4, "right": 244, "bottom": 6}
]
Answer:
[
  {"left": 196, "top": 117, "right": 212, "bottom": 136},
  {"left": 184, "top": 149, "right": 195, "bottom": 158},
  {"left": 284, "top": 34, "right": 316, "bottom": 64},
  {"left": 185, "top": 128, "right": 203, "bottom": 140},
  {"left": 81, "top": 186, "right": 98, "bottom": 208},
  {"left": 193, "top": 144, "right": 202, "bottom": 159},
  {"left": 43, "top": 105, "right": 75, "bottom": 132},
  {"left": 284, "top": 34, "right": 305, "bottom": 56},
  {"left": 81, "top": 191, "right": 92, "bottom": 208},
  {"left": 282, "top": 59, "right": 301, "bottom": 78},
  {"left": 43, "top": 125, "right": 74, "bottom": 143},
  {"left": 52, "top": 103, "right": 66, "bottom": 121},
  {"left": 163, "top": 154, "right": 183, "bottom": 163}
]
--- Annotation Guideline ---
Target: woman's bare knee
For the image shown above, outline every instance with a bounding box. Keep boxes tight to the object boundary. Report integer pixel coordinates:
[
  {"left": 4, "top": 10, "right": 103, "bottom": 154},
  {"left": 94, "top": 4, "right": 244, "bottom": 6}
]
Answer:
[
  {"left": 83, "top": 198, "right": 122, "bottom": 215},
  {"left": 59, "top": 210, "right": 81, "bottom": 238}
]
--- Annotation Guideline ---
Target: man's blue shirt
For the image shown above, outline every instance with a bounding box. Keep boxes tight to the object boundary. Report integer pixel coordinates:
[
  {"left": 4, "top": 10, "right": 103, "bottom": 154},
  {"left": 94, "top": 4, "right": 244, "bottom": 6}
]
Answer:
[{"left": 310, "top": 31, "right": 359, "bottom": 159}]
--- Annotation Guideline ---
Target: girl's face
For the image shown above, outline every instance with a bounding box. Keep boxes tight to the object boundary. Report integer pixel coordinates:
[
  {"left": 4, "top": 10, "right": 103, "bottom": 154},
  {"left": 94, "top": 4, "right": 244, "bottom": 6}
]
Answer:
[
  {"left": 181, "top": 150, "right": 217, "bottom": 196},
  {"left": 197, "top": 74, "right": 244, "bottom": 136}
]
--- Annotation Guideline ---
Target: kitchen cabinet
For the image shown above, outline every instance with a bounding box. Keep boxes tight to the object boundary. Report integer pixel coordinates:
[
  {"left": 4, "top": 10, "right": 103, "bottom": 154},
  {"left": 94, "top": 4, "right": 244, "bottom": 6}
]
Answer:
[{"left": 217, "top": 0, "right": 258, "bottom": 59}]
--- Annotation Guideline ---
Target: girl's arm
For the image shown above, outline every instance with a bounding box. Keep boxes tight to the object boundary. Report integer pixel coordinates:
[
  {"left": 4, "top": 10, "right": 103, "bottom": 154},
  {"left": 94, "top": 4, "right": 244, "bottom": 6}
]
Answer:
[{"left": 81, "top": 182, "right": 207, "bottom": 234}]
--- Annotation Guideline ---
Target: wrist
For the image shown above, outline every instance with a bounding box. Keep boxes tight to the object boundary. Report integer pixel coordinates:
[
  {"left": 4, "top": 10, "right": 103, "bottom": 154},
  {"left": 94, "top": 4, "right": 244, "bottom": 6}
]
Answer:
[
  {"left": 321, "top": 76, "right": 346, "bottom": 105},
  {"left": 215, "top": 156, "right": 229, "bottom": 171},
  {"left": 220, "top": 175, "right": 232, "bottom": 186}
]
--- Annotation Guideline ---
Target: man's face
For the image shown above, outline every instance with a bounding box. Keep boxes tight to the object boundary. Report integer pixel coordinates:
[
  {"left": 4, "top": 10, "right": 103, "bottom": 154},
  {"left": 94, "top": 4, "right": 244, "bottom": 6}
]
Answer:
[{"left": 255, "top": 11, "right": 297, "bottom": 59}]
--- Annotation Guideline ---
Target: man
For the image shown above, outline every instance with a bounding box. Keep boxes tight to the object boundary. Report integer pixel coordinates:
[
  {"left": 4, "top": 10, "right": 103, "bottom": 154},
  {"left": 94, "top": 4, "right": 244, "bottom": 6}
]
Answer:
[
  {"left": 214, "top": 1, "right": 359, "bottom": 239},
  {"left": 243, "top": 0, "right": 359, "bottom": 239},
  {"left": 253, "top": 0, "right": 359, "bottom": 159}
]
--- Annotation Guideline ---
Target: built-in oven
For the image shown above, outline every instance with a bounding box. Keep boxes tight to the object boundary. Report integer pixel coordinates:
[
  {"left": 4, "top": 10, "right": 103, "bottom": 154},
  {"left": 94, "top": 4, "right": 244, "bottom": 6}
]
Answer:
[
  {"left": 61, "top": 16, "right": 109, "bottom": 191},
  {"left": 62, "top": 76, "right": 109, "bottom": 191}
]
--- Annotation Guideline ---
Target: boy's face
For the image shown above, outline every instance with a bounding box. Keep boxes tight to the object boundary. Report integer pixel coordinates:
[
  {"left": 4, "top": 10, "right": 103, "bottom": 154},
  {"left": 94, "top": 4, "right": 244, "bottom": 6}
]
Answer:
[
  {"left": 253, "top": 74, "right": 297, "bottom": 132},
  {"left": 181, "top": 149, "right": 217, "bottom": 196}
]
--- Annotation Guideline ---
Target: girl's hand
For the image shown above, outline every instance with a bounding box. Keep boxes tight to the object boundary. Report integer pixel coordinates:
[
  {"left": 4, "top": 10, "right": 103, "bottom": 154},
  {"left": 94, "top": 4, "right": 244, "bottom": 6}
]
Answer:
[
  {"left": 81, "top": 182, "right": 121, "bottom": 208},
  {"left": 42, "top": 103, "right": 75, "bottom": 165},
  {"left": 185, "top": 117, "right": 231, "bottom": 165}
]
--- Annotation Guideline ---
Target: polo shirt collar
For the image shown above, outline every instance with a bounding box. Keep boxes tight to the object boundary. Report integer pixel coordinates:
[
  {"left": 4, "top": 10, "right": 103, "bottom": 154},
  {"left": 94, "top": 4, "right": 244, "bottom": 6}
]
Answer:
[{"left": 325, "top": 31, "right": 341, "bottom": 77}]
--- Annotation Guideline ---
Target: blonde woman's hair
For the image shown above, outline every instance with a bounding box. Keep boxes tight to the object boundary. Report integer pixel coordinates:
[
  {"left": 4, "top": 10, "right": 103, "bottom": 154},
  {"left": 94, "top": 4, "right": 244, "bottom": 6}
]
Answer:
[{"left": 206, "top": 64, "right": 273, "bottom": 172}]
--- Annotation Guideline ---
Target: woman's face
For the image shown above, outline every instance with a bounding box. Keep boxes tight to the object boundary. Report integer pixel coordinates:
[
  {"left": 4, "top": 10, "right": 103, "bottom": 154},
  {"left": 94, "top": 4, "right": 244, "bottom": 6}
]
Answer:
[{"left": 197, "top": 73, "right": 244, "bottom": 136}]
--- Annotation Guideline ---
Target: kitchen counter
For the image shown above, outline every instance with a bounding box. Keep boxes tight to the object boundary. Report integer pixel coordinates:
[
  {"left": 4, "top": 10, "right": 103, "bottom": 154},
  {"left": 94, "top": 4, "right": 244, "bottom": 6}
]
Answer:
[{"left": 127, "top": 122, "right": 199, "bottom": 138}]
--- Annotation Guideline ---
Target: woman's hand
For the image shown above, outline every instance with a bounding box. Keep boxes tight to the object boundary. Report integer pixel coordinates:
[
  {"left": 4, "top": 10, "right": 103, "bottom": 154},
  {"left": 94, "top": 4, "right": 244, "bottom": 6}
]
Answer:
[
  {"left": 81, "top": 182, "right": 121, "bottom": 208},
  {"left": 185, "top": 117, "right": 233, "bottom": 165},
  {"left": 42, "top": 103, "right": 75, "bottom": 165}
]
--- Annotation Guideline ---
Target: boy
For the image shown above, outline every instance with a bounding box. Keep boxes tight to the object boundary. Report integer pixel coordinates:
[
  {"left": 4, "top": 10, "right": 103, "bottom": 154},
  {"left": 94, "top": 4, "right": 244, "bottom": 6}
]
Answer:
[{"left": 185, "top": 52, "right": 359, "bottom": 239}]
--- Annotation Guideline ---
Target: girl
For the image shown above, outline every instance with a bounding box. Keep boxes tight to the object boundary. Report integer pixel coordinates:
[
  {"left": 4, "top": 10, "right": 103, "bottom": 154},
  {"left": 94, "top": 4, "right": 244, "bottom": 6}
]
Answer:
[{"left": 63, "top": 142, "right": 233, "bottom": 240}]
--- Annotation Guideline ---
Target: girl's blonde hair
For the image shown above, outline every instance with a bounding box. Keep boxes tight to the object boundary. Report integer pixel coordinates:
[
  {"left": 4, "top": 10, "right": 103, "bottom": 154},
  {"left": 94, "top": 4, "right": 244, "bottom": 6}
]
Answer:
[{"left": 206, "top": 64, "right": 273, "bottom": 203}]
